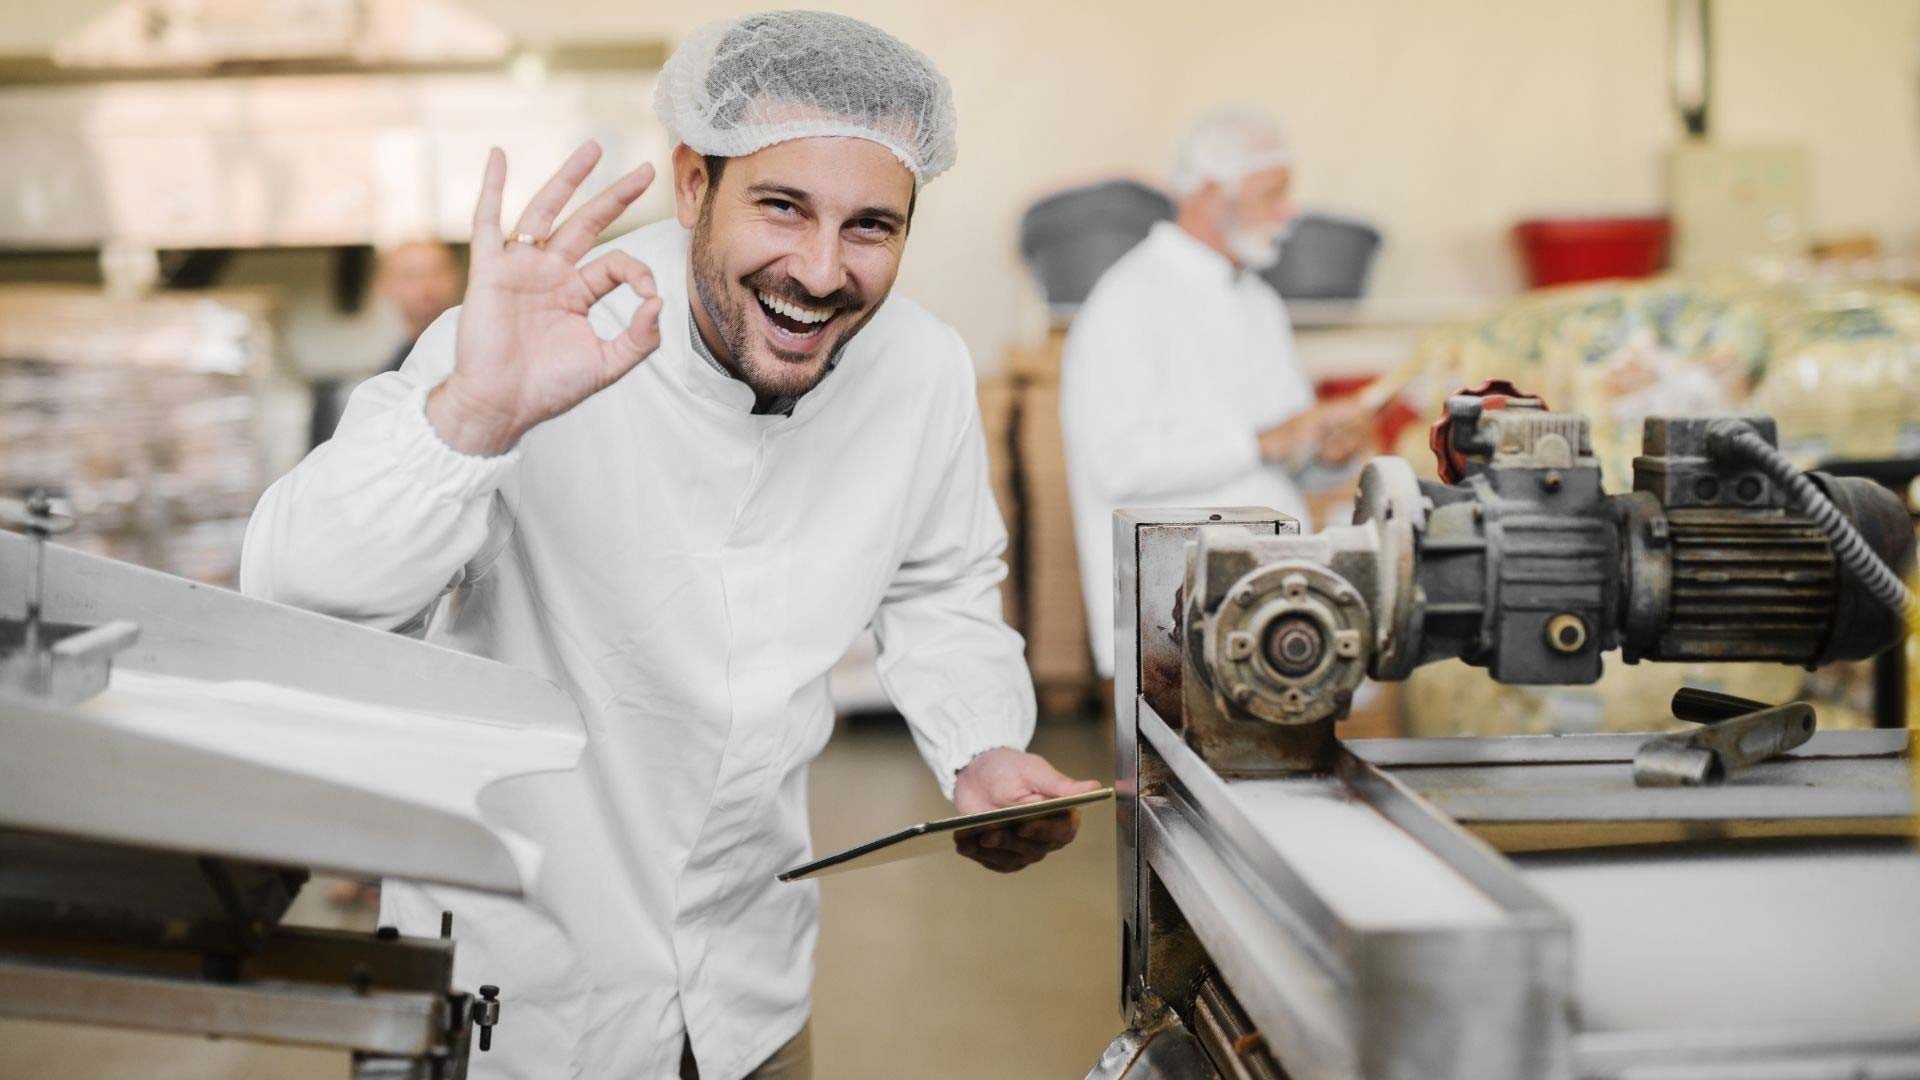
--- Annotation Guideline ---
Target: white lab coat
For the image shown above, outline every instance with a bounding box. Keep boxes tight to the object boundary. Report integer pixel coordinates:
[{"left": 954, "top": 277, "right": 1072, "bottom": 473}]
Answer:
[
  {"left": 1060, "top": 221, "right": 1316, "bottom": 678},
  {"left": 240, "top": 219, "right": 1035, "bottom": 1079}
]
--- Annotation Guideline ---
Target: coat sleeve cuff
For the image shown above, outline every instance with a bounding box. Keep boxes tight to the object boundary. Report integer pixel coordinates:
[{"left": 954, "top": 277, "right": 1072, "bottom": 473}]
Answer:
[
  {"left": 929, "top": 712, "right": 1034, "bottom": 802},
  {"left": 385, "top": 383, "right": 522, "bottom": 501}
]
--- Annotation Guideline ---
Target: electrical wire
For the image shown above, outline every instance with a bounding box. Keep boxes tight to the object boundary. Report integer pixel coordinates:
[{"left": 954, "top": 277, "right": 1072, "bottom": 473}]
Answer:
[{"left": 1707, "top": 420, "right": 1917, "bottom": 621}]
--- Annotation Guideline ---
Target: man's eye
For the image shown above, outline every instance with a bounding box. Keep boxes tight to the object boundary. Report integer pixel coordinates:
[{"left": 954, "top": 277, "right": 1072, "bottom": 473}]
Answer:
[
  {"left": 763, "top": 199, "right": 800, "bottom": 217},
  {"left": 849, "top": 218, "right": 895, "bottom": 239}
]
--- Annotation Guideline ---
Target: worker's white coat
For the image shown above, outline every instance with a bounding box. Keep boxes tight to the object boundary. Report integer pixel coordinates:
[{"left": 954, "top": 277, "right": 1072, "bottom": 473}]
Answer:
[
  {"left": 240, "top": 219, "right": 1034, "bottom": 1079},
  {"left": 1060, "top": 221, "right": 1316, "bottom": 677}
]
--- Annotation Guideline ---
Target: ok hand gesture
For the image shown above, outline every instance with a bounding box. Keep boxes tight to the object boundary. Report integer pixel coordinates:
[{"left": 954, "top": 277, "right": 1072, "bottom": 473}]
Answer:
[{"left": 427, "top": 141, "right": 663, "bottom": 455}]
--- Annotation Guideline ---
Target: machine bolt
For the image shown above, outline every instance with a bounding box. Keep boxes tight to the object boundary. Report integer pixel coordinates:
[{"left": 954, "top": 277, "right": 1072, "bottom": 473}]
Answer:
[
  {"left": 1234, "top": 587, "right": 1256, "bottom": 607},
  {"left": 1735, "top": 475, "right": 1765, "bottom": 503},
  {"left": 1232, "top": 686, "right": 1255, "bottom": 706},
  {"left": 1546, "top": 613, "right": 1589, "bottom": 654},
  {"left": 1281, "top": 573, "right": 1309, "bottom": 600},
  {"left": 1692, "top": 475, "right": 1721, "bottom": 503},
  {"left": 1281, "top": 689, "right": 1307, "bottom": 712},
  {"left": 1225, "top": 631, "right": 1256, "bottom": 660},
  {"left": 473, "top": 985, "right": 502, "bottom": 1052},
  {"left": 1334, "top": 587, "right": 1359, "bottom": 606},
  {"left": 1541, "top": 470, "right": 1562, "bottom": 493},
  {"left": 1262, "top": 616, "right": 1326, "bottom": 676}
]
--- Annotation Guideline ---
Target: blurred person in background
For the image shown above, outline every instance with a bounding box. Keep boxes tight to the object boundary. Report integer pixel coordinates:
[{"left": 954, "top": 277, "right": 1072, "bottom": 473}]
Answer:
[
  {"left": 1061, "top": 104, "right": 1372, "bottom": 680},
  {"left": 243, "top": 12, "right": 1096, "bottom": 1079},
  {"left": 375, "top": 240, "right": 465, "bottom": 373},
  {"left": 319, "top": 245, "right": 464, "bottom": 910},
  {"left": 309, "top": 240, "right": 464, "bottom": 447}
]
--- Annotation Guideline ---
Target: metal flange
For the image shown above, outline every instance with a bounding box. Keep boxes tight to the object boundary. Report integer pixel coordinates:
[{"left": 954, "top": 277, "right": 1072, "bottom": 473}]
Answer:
[{"left": 1205, "top": 559, "right": 1372, "bottom": 726}]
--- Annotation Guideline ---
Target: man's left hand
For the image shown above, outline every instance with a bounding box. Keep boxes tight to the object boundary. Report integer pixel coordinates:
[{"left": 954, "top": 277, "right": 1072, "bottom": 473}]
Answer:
[
  {"left": 951, "top": 748, "right": 1103, "bottom": 874},
  {"left": 1313, "top": 398, "right": 1375, "bottom": 465}
]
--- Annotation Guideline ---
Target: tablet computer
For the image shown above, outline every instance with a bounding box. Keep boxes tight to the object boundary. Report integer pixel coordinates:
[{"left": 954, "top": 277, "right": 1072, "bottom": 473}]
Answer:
[{"left": 777, "top": 786, "right": 1114, "bottom": 882}]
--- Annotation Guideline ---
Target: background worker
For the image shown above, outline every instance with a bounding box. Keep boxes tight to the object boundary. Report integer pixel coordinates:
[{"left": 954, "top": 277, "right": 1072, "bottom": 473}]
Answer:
[{"left": 1061, "top": 104, "right": 1372, "bottom": 679}]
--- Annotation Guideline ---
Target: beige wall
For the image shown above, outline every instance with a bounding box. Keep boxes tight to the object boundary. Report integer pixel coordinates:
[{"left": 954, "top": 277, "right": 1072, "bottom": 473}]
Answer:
[{"left": 9, "top": 1, "right": 1920, "bottom": 371}]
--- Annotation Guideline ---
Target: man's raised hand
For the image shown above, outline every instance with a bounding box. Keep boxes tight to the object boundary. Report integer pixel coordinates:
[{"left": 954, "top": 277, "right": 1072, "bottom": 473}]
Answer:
[{"left": 427, "top": 142, "right": 663, "bottom": 455}]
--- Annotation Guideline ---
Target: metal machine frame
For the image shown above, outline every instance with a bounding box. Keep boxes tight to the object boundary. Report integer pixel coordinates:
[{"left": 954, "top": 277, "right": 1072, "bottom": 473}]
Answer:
[
  {"left": 1096, "top": 509, "right": 1920, "bottom": 1080},
  {"left": 0, "top": 529, "right": 583, "bottom": 1076}
]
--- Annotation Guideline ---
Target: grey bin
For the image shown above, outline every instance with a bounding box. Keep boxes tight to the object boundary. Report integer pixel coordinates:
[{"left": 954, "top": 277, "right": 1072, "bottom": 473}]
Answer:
[
  {"left": 1019, "top": 179, "right": 1175, "bottom": 313},
  {"left": 1262, "top": 212, "right": 1383, "bottom": 301}
]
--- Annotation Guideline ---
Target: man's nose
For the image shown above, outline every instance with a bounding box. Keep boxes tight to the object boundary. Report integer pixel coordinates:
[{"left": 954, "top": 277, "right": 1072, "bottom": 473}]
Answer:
[{"left": 789, "top": 227, "right": 849, "bottom": 300}]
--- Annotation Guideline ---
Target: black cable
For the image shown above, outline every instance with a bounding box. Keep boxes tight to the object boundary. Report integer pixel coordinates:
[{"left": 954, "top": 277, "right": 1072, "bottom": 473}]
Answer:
[{"left": 1707, "top": 419, "right": 1917, "bottom": 620}]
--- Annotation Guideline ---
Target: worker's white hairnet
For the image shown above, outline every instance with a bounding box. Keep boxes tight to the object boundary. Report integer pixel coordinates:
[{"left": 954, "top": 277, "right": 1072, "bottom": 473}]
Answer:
[
  {"left": 653, "top": 10, "right": 958, "bottom": 186},
  {"left": 1169, "top": 104, "right": 1293, "bottom": 196}
]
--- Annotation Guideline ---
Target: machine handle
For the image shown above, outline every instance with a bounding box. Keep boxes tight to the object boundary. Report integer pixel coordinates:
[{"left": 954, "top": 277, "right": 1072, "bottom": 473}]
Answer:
[{"left": 1671, "top": 687, "right": 1769, "bottom": 724}]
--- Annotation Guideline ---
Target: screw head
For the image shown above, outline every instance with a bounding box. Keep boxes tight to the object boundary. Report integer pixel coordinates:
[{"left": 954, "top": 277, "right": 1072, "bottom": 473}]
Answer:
[{"left": 1225, "top": 631, "right": 1256, "bottom": 660}]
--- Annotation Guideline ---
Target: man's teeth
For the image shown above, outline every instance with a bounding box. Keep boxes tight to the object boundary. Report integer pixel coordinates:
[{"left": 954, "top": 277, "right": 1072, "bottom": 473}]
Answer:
[{"left": 758, "top": 291, "right": 833, "bottom": 326}]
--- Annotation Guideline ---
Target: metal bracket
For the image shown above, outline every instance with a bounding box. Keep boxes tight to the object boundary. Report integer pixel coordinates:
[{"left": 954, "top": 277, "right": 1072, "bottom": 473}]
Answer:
[
  {"left": 0, "top": 491, "right": 139, "bottom": 704},
  {"left": 1633, "top": 688, "right": 1817, "bottom": 787}
]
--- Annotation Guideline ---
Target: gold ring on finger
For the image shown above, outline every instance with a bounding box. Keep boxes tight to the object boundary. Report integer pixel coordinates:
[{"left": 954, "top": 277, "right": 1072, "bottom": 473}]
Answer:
[{"left": 508, "top": 231, "right": 540, "bottom": 246}]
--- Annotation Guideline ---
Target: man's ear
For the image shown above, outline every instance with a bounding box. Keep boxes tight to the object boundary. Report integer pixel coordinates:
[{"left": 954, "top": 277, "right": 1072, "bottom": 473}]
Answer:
[{"left": 671, "top": 143, "right": 712, "bottom": 229}]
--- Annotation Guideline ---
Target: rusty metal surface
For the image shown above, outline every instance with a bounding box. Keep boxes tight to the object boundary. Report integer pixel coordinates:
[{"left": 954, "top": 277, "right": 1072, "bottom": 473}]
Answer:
[
  {"left": 1633, "top": 701, "right": 1816, "bottom": 787},
  {"left": 1354, "top": 732, "right": 1913, "bottom": 825},
  {"left": 1113, "top": 509, "right": 1287, "bottom": 1028}
]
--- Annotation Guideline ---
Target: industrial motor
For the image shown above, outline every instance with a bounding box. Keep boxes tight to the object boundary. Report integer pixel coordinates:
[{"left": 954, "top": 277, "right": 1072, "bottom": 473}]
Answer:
[{"left": 1184, "top": 388, "right": 1915, "bottom": 736}]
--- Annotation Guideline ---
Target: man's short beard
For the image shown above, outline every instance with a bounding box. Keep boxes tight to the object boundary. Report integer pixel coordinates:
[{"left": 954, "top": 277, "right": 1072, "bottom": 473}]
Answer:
[{"left": 689, "top": 198, "right": 880, "bottom": 403}]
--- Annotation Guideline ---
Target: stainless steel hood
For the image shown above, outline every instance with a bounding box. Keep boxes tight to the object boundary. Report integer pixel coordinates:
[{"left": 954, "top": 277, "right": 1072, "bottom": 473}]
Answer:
[
  {"left": 0, "top": 0, "right": 670, "bottom": 251},
  {"left": 51, "top": 0, "right": 510, "bottom": 72}
]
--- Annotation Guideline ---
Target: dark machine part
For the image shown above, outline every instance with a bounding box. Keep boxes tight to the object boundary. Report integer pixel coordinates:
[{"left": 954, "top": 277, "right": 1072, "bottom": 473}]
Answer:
[
  {"left": 0, "top": 829, "right": 499, "bottom": 1077},
  {"left": 0, "top": 830, "right": 306, "bottom": 964},
  {"left": 1179, "top": 392, "right": 1913, "bottom": 773}
]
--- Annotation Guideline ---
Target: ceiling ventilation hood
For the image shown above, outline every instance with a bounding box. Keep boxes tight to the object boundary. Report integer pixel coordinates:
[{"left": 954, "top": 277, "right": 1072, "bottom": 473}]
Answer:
[
  {"left": 51, "top": 0, "right": 510, "bottom": 73},
  {"left": 0, "top": 2, "right": 668, "bottom": 252}
]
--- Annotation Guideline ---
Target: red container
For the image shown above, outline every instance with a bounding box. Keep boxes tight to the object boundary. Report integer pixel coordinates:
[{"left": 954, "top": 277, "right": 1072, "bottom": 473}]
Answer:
[{"left": 1513, "top": 216, "right": 1671, "bottom": 288}]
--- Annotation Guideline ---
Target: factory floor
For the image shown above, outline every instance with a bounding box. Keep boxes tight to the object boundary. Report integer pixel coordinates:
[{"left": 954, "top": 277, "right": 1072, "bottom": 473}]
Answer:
[{"left": 1, "top": 712, "right": 1119, "bottom": 1079}]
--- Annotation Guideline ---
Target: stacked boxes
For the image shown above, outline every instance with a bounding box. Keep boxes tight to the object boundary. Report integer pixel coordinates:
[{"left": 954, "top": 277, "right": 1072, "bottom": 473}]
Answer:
[
  {"left": 980, "top": 329, "right": 1099, "bottom": 717},
  {"left": 0, "top": 286, "right": 277, "bottom": 586}
]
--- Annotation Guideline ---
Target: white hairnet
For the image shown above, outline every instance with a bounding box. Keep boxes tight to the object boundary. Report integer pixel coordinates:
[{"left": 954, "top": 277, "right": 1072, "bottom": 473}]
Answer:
[
  {"left": 1169, "top": 104, "right": 1293, "bottom": 196},
  {"left": 653, "top": 10, "right": 958, "bottom": 186}
]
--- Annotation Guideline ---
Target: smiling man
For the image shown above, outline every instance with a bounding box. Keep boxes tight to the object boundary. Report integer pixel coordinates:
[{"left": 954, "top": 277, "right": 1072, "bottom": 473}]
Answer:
[{"left": 240, "top": 11, "right": 1095, "bottom": 1080}]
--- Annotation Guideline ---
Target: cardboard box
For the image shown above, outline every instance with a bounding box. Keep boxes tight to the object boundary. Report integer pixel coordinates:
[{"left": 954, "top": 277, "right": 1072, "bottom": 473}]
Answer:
[
  {"left": 1003, "top": 327, "right": 1069, "bottom": 383},
  {"left": 976, "top": 376, "right": 1021, "bottom": 629},
  {"left": 1015, "top": 378, "right": 1093, "bottom": 690}
]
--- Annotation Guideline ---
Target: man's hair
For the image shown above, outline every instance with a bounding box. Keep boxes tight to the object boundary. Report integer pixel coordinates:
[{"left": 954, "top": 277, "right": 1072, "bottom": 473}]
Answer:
[
  {"left": 1169, "top": 105, "right": 1292, "bottom": 196},
  {"left": 699, "top": 153, "right": 917, "bottom": 225}
]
